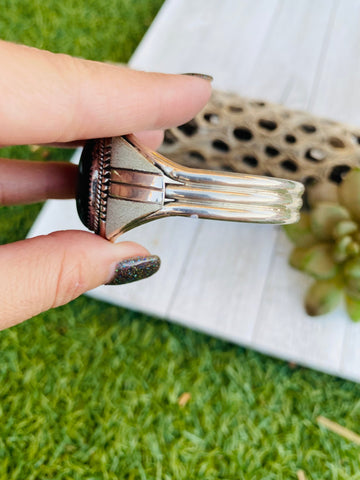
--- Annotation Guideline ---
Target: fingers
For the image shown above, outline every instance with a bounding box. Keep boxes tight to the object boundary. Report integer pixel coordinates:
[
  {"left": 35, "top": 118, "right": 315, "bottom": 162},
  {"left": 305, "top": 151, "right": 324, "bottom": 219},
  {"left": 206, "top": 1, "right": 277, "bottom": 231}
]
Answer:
[
  {"left": 0, "top": 129, "right": 164, "bottom": 204},
  {"left": 0, "top": 158, "right": 78, "bottom": 204},
  {"left": 0, "top": 230, "right": 160, "bottom": 330},
  {"left": 0, "top": 41, "right": 211, "bottom": 145},
  {"left": 43, "top": 129, "right": 165, "bottom": 150},
  {"left": 134, "top": 130, "right": 164, "bottom": 150}
]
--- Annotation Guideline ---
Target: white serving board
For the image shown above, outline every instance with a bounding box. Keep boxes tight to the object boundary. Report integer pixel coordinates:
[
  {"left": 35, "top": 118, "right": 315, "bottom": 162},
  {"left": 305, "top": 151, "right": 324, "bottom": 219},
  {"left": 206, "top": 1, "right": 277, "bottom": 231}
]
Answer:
[{"left": 28, "top": 0, "right": 360, "bottom": 382}]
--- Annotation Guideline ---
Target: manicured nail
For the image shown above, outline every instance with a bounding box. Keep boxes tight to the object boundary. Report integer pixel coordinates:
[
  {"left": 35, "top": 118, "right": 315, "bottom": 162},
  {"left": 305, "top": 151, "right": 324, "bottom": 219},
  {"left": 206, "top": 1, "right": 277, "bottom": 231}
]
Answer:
[
  {"left": 106, "top": 255, "right": 161, "bottom": 285},
  {"left": 182, "top": 73, "right": 213, "bottom": 81}
]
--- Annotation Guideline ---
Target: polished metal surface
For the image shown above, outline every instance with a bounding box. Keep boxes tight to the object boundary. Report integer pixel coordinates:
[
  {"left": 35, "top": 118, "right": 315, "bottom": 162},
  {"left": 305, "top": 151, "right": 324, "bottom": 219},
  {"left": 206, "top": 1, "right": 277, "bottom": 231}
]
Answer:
[{"left": 77, "top": 135, "right": 304, "bottom": 241}]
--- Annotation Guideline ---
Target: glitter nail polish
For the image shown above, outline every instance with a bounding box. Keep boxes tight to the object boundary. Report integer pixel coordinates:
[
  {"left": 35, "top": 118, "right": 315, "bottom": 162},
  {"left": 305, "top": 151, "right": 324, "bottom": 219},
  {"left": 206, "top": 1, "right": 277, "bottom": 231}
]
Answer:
[
  {"left": 182, "top": 73, "right": 213, "bottom": 81},
  {"left": 106, "top": 255, "right": 161, "bottom": 286}
]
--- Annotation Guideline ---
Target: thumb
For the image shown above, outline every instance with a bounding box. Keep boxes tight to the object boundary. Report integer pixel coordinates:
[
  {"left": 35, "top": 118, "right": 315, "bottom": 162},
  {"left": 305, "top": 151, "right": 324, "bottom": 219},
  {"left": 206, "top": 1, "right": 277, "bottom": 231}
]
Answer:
[{"left": 0, "top": 230, "right": 160, "bottom": 330}]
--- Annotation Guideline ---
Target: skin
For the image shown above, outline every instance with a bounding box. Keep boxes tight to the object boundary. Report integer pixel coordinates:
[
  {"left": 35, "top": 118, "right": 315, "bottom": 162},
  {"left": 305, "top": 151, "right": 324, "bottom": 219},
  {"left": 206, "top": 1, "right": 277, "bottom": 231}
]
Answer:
[{"left": 0, "top": 40, "right": 212, "bottom": 329}]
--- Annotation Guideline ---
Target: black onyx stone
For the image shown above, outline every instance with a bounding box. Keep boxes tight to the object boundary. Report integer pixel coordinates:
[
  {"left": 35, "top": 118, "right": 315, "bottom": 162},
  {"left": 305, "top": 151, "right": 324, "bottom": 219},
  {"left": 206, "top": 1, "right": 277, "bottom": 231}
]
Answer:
[{"left": 76, "top": 139, "right": 97, "bottom": 231}]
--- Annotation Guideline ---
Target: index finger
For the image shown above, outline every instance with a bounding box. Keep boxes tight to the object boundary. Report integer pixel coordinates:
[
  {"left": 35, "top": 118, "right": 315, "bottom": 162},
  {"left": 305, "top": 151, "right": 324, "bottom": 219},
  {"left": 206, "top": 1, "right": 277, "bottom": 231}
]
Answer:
[{"left": 0, "top": 41, "right": 212, "bottom": 146}]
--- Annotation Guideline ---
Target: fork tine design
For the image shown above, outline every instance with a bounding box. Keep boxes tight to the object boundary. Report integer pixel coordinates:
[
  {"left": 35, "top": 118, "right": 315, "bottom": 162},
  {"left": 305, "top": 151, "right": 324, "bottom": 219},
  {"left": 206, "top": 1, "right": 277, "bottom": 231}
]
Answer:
[{"left": 76, "top": 135, "right": 304, "bottom": 241}]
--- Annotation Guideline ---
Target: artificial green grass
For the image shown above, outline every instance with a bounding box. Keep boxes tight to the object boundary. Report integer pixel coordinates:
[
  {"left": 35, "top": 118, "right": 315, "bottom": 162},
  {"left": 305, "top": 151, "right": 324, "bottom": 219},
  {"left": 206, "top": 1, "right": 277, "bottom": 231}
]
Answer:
[
  {"left": 2, "top": 302, "right": 360, "bottom": 480},
  {"left": 1, "top": 1, "right": 360, "bottom": 479}
]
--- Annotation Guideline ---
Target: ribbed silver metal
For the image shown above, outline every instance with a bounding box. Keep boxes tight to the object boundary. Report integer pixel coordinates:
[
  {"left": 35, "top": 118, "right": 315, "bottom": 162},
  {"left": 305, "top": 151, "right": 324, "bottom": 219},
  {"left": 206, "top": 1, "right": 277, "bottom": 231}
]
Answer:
[{"left": 77, "top": 135, "right": 304, "bottom": 241}]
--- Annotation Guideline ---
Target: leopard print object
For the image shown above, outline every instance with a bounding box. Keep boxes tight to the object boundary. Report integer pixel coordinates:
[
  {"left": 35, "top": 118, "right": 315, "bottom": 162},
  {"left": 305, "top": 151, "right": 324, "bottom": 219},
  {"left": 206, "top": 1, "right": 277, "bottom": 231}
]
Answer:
[{"left": 159, "top": 90, "right": 360, "bottom": 206}]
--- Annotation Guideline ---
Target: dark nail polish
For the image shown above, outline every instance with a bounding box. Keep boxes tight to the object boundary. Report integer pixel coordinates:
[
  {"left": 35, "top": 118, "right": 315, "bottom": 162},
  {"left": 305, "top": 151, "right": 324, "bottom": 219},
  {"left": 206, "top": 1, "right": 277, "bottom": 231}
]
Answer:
[
  {"left": 106, "top": 255, "right": 161, "bottom": 286},
  {"left": 182, "top": 73, "right": 213, "bottom": 82}
]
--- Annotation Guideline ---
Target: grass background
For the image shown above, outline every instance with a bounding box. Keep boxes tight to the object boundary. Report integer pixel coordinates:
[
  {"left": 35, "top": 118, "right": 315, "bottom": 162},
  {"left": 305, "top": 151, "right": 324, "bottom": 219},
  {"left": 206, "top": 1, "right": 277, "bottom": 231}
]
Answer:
[{"left": 1, "top": 1, "right": 360, "bottom": 478}]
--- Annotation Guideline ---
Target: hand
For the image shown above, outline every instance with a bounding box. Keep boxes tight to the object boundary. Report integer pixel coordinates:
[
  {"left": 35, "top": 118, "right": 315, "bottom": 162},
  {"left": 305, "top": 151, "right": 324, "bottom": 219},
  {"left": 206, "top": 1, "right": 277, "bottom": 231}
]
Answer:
[{"left": 0, "top": 41, "right": 211, "bottom": 329}]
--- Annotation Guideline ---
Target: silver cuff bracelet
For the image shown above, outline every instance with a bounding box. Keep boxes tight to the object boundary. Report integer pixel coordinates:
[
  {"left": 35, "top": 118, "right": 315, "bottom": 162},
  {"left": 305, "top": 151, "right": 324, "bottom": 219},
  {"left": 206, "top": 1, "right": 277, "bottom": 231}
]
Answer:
[{"left": 76, "top": 135, "right": 304, "bottom": 241}]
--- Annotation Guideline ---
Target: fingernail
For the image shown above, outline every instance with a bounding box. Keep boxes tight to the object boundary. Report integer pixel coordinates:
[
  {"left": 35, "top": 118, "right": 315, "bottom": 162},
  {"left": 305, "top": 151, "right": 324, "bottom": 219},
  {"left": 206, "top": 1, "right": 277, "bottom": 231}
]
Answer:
[
  {"left": 182, "top": 73, "right": 213, "bottom": 82},
  {"left": 106, "top": 255, "right": 161, "bottom": 285}
]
